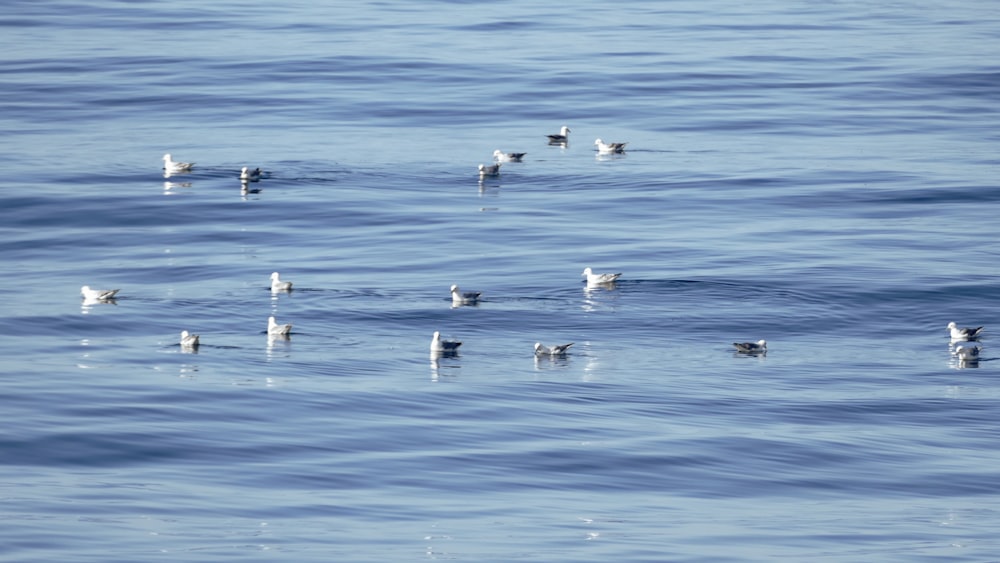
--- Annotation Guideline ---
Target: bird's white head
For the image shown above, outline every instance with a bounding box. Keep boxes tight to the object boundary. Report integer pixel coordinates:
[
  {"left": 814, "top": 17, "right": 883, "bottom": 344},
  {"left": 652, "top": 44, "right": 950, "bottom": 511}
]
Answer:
[
  {"left": 450, "top": 284, "right": 459, "bottom": 292},
  {"left": 271, "top": 272, "right": 280, "bottom": 280},
  {"left": 582, "top": 267, "right": 592, "bottom": 276},
  {"left": 947, "top": 322, "right": 957, "bottom": 330},
  {"left": 758, "top": 340, "right": 767, "bottom": 347},
  {"left": 561, "top": 126, "right": 571, "bottom": 135}
]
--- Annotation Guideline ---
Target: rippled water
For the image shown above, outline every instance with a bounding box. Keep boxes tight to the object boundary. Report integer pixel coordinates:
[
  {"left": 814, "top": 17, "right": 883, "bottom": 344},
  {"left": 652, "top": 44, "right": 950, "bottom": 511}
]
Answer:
[{"left": 2, "top": 1, "right": 1000, "bottom": 561}]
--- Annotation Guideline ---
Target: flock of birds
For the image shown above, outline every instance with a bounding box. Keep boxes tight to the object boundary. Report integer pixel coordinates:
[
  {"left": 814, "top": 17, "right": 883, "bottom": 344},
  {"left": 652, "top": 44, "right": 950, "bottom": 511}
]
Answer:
[
  {"left": 140, "top": 137, "right": 988, "bottom": 364},
  {"left": 80, "top": 268, "right": 986, "bottom": 363},
  {"left": 478, "top": 125, "right": 628, "bottom": 178}
]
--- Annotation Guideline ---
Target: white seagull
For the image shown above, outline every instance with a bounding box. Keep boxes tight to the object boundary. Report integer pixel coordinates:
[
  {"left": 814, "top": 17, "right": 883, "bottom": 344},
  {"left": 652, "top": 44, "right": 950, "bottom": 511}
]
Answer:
[
  {"left": 733, "top": 340, "right": 767, "bottom": 354},
  {"left": 594, "top": 138, "right": 628, "bottom": 154},
  {"left": 582, "top": 267, "right": 622, "bottom": 285},
  {"left": 270, "top": 271, "right": 293, "bottom": 292},
  {"left": 180, "top": 330, "right": 200, "bottom": 349},
  {"left": 240, "top": 166, "right": 262, "bottom": 182},
  {"left": 431, "top": 331, "right": 462, "bottom": 353},
  {"left": 478, "top": 163, "right": 501, "bottom": 177},
  {"left": 493, "top": 150, "right": 526, "bottom": 163},
  {"left": 953, "top": 341, "right": 982, "bottom": 361},
  {"left": 162, "top": 153, "right": 194, "bottom": 172},
  {"left": 547, "top": 126, "right": 571, "bottom": 143},
  {"left": 948, "top": 321, "right": 983, "bottom": 341},
  {"left": 450, "top": 284, "right": 481, "bottom": 306},
  {"left": 267, "top": 316, "right": 292, "bottom": 336},
  {"left": 534, "top": 342, "right": 574, "bottom": 356},
  {"left": 80, "top": 285, "right": 120, "bottom": 301}
]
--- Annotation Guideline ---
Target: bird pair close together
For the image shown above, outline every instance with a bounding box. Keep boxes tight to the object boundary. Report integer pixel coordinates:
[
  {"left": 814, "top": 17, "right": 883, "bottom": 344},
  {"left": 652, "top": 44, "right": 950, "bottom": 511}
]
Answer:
[{"left": 430, "top": 331, "right": 573, "bottom": 357}]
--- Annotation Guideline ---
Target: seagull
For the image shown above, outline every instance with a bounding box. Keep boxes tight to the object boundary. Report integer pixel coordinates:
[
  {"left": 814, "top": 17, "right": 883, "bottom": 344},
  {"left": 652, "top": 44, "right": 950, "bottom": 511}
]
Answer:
[
  {"left": 180, "top": 330, "right": 200, "bottom": 349},
  {"left": 162, "top": 153, "right": 194, "bottom": 172},
  {"left": 733, "top": 340, "right": 767, "bottom": 354},
  {"left": 582, "top": 267, "right": 622, "bottom": 285},
  {"left": 270, "top": 271, "right": 293, "bottom": 292},
  {"left": 240, "top": 166, "right": 262, "bottom": 182},
  {"left": 80, "top": 285, "right": 120, "bottom": 301},
  {"left": 948, "top": 321, "right": 983, "bottom": 341},
  {"left": 493, "top": 150, "right": 526, "bottom": 163},
  {"left": 953, "top": 341, "right": 982, "bottom": 361},
  {"left": 267, "top": 316, "right": 292, "bottom": 336},
  {"left": 594, "top": 138, "right": 628, "bottom": 154},
  {"left": 431, "top": 331, "right": 462, "bottom": 353},
  {"left": 450, "top": 284, "right": 481, "bottom": 306},
  {"left": 478, "top": 163, "right": 501, "bottom": 177},
  {"left": 534, "top": 342, "right": 574, "bottom": 356},
  {"left": 547, "top": 126, "right": 571, "bottom": 144}
]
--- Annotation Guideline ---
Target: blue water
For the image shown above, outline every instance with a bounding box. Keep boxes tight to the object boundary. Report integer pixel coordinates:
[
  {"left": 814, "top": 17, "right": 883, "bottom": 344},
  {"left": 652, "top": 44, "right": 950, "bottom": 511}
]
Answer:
[{"left": 2, "top": 1, "right": 1000, "bottom": 560}]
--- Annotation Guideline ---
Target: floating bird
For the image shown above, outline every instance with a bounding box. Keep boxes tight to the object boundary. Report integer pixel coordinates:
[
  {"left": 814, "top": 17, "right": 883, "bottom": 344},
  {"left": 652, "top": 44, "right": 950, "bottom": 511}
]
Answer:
[
  {"left": 948, "top": 321, "right": 983, "bottom": 341},
  {"left": 733, "top": 340, "right": 767, "bottom": 354},
  {"left": 162, "top": 153, "right": 194, "bottom": 172},
  {"left": 953, "top": 341, "right": 982, "bottom": 361},
  {"left": 270, "top": 271, "right": 293, "bottom": 292},
  {"left": 180, "top": 330, "right": 200, "bottom": 349},
  {"left": 581, "top": 267, "right": 622, "bottom": 285},
  {"left": 478, "top": 163, "right": 501, "bottom": 177},
  {"left": 80, "top": 285, "right": 120, "bottom": 301},
  {"left": 594, "top": 138, "right": 628, "bottom": 154},
  {"left": 431, "top": 331, "right": 462, "bottom": 353},
  {"left": 267, "top": 316, "right": 292, "bottom": 336},
  {"left": 240, "top": 166, "right": 262, "bottom": 182},
  {"left": 493, "top": 150, "right": 526, "bottom": 163},
  {"left": 450, "top": 284, "right": 481, "bottom": 306},
  {"left": 534, "top": 342, "right": 574, "bottom": 356},
  {"left": 547, "top": 126, "right": 571, "bottom": 144}
]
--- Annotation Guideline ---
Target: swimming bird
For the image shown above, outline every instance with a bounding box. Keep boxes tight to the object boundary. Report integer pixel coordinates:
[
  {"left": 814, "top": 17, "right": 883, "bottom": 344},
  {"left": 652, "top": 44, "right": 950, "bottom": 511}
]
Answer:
[
  {"left": 493, "top": 150, "right": 526, "bottom": 163},
  {"left": 240, "top": 166, "right": 262, "bottom": 182},
  {"left": 80, "top": 285, "right": 120, "bottom": 301},
  {"left": 270, "top": 271, "right": 293, "bottom": 292},
  {"left": 267, "top": 316, "right": 292, "bottom": 336},
  {"left": 547, "top": 126, "right": 571, "bottom": 144},
  {"left": 594, "top": 138, "right": 628, "bottom": 154},
  {"left": 431, "top": 331, "right": 462, "bottom": 353},
  {"left": 162, "top": 153, "right": 194, "bottom": 172},
  {"left": 948, "top": 321, "right": 983, "bottom": 341},
  {"left": 478, "top": 163, "right": 501, "bottom": 177},
  {"left": 450, "top": 284, "right": 481, "bottom": 306},
  {"left": 953, "top": 341, "right": 982, "bottom": 361},
  {"left": 581, "top": 267, "right": 622, "bottom": 285},
  {"left": 733, "top": 340, "right": 767, "bottom": 354},
  {"left": 180, "top": 330, "right": 200, "bottom": 349},
  {"left": 534, "top": 342, "right": 574, "bottom": 356}
]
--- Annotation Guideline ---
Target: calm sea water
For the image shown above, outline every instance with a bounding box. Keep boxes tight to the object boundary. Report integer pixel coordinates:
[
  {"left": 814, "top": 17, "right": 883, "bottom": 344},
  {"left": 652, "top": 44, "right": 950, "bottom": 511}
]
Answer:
[{"left": 2, "top": 1, "right": 1000, "bottom": 561}]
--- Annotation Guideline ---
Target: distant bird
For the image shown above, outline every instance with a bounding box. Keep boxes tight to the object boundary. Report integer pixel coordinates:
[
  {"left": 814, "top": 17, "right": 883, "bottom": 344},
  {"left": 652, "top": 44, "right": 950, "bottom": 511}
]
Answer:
[
  {"left": 582, "top": 267, "right": 622, "bottom": 285},
  {"left": 270, "top": 271, "right": 293, "bottom": 292},
  {"left": 547, "top": 126, "right": 571, "bottom": 144},
  {"left": 162, "top": 153, "right": 194, "bottom": 172},
  {"left": 180, "top": 330, "right": 200, "bottom": 349},
  {"left": 478, "top": 163, "right": 501, "bottom": 177},
  {"left": 953, "top": 341, "right": 982, "bottom": 361},
  {"left": 240, "top": 166, "right": 262, "bottom": 182},
  {"left": 733, "top": 340, "right": 767, "bottom": 354},
  {"left": 594, "top": 138, "right": 628, "bottom": 154},
  {"left": 948, "top": 321, "right": 983, "bottom": 341},
  {"left": 267, "top": 316, "right": 292, "bottom": 336},
  {"left": 534, "top": 342, "right": 574, "bottom": 356},
  {"left": 431, "top": 331, "right": 462, "bottom": 353},
  {"left": 80, "top": 285, "right": 120, "bottom": 302},
  {"left": 493, "top": 150, "right": 526, "bottom": 163},
  {"left": 450, "top": 284, "right": 481, "bottom": 306}
]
